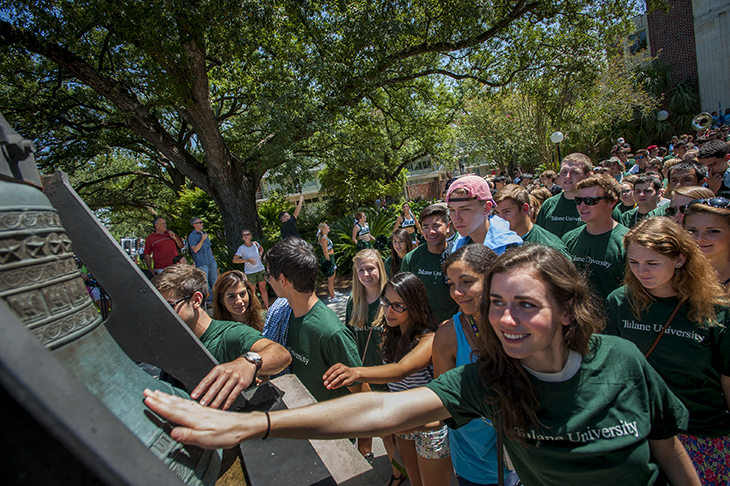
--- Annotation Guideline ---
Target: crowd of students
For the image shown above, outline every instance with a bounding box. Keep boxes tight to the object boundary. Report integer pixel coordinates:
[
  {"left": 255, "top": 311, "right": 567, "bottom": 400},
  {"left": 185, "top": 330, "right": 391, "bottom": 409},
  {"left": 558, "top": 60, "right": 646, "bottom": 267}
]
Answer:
[{"left": 145, "top": 127, "right": 730, "bottom": 486}]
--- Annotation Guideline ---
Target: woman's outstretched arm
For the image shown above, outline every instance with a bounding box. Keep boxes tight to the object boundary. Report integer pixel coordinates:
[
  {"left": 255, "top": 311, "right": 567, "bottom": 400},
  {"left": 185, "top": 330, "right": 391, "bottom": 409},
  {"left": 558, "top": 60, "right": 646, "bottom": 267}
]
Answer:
[
  {"left": 648, "top": 437, "right": 701, "bottom": 486},
  {"left": 143, "top": 387, "right": 449, "bottom": 450}
]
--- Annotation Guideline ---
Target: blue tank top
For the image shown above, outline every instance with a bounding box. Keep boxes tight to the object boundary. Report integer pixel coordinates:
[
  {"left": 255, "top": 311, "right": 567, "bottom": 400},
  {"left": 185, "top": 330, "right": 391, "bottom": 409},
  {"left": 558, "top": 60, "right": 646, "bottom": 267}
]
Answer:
[{"left": 449, "top": 312, "right": 502, "bottom": 484}]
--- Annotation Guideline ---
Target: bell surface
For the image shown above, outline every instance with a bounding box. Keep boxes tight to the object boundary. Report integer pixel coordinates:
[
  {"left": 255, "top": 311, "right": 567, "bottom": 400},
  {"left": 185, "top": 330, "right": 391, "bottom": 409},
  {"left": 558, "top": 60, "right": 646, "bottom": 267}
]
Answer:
[{"left": 0, "top": 179, "right": 221, "bottom": 485}]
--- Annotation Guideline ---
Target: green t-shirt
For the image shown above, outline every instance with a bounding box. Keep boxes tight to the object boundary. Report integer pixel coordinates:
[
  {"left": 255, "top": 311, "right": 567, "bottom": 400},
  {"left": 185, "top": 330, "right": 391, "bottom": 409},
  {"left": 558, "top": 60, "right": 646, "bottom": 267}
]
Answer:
[
  {"left": 562, "top": 224, "right": 629, "bottom": 300},
  {"left": 199, "top": 319, "right": 264, "bottom": 364},
  {"left": 535, "top": 193, "right": 585, "bottom": 238},
  {"left": 620, "top": 207, "right": 655, "bottom": 229},
  {"left": 605, "top": 287, "right": 730, "bottom": 437},
  {"left": 345, "top": 296, "right": 388, "bottom": 392},
  {"left": 287, "top": 300, "right": 362, "bottom": 402},
  {"left": 616, "top": 203, "right": 635, "bottom": 216},
  {"left": 522, "top": 224, "right": 571, "bottom": 257},
  {"left": 384, "top": 255, "right": 401, "bottom": 278},
  {"left": 426, "top": 335, "right": 688, "bottom": 486},
  {"left": 400, "top": 245, "right": 458, "bottom": 322}
]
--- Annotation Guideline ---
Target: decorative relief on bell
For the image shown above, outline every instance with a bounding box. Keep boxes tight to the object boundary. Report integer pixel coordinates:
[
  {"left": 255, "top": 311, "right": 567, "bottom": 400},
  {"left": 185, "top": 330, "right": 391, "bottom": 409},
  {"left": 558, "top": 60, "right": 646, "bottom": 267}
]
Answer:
[{"left": 0, "top": 206, "right": 102, "bottom": 349}]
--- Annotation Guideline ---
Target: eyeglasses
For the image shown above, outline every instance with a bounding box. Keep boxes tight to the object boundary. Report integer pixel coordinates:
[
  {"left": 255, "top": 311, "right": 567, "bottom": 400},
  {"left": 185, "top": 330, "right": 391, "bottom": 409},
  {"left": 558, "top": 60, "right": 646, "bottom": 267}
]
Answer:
[
  {"left": 193, "top": 220, "right": 203, "bottom": 225},
  {"left": 167, "top": 295, "right": 192, "bottom": 308},
  {"left": 664, "top": 205, "right": 690, "bottom": 217},
  {"left": 380, "top": 297, "right": 407, "bottom": 313},
  {"left": 687, "top": 197, "right": 730, "bottom": 210},
  {"left": 574, "top": 196, "right": 608, "bottom": 206}
]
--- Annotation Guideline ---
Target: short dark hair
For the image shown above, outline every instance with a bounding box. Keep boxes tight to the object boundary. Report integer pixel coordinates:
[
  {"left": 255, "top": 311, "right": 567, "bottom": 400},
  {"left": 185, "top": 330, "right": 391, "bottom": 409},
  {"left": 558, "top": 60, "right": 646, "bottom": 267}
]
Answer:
[
  {"left": 674, "top": 140, "right": 688, "bottom": 149},
  {"left": 493, "top": 175, "right": 508, "bottom": 184},
  {"left": 262, "top": 237, "right": 318, "bottom": 293},
  {"left": 698, "top": 139, "right": 729, "bottom": 160},
  {"left": 419, "top": 203, "right": 450, "bottom": 225},
  {"left": 278, "top": 211, "right": 288, "bottom": 221},
  {"left": 633, "top": 175, "right": 663, "bottom": 192},
  {"left": 152, "top": 216, "right": 164, "bottom": 227},
  {"left": 668, "top": 161, "right": 708, "bottom": 181}
]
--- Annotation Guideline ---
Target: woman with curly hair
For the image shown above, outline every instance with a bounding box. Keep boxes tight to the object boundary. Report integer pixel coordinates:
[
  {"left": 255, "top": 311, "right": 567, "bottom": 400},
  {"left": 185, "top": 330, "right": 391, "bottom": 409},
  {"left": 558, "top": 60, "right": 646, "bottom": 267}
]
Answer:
[
  {"left": 145, "top": 245, "right": 698, "bottom": 486},
  {"left": 211, "top": 270, "right": 264, "bottom": 332},
  {"left": 606, "top": 217, "right": 730, "bottom": 484},
  {"left": 433, "top": 244, "right": 507, "bottom": 486},
  {"left": 384, "top": 228, "right": 414, "bottom": 278},
  {"left": 326, "top": 272, "right": 450, "bottom": 486}
]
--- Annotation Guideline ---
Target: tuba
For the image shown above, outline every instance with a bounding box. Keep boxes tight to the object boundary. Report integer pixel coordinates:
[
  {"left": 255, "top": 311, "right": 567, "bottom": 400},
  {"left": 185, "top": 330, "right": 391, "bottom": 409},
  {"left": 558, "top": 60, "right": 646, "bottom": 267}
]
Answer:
[{"left": 692, "top": 112, "right": 713, "bottom": 132}]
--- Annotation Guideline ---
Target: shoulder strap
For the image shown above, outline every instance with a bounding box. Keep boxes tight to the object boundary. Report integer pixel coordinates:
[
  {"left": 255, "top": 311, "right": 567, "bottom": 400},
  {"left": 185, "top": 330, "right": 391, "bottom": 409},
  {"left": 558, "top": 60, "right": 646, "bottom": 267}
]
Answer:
[
  {"left": 644, "top": 300, "right": 683, "bottom": 359},
  {"left": 458, "top": 314, "right": 480, "bottom": 352}
]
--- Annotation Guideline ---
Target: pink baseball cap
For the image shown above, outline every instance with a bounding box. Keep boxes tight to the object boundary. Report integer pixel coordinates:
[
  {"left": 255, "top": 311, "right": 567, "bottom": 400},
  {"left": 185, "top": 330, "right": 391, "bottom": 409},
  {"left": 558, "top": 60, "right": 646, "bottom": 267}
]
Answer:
[
  {"left": 647, "top": 145, "right": 658, "bottom": 152},
  {"left": 446, "top": 175, "right": 495, "bottom": 206}
]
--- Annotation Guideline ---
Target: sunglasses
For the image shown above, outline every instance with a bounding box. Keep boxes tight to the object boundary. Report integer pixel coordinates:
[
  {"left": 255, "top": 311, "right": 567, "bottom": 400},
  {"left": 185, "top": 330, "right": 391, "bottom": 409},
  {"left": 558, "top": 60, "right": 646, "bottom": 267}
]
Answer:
[
  {"left": 574, "top": 196, "right": 608, "bottom": 206},
  {"left": 167, "top": 295, "right": 192, "bottom": 308},
  {"left": 687, "top": 197, "right": 730, "bottom": 210},
  {"left": 664, "top": 205, "right": 690, "bottom": 217},
  {"left": 380, "top": 297, "right": 407, "bottom": 313}
]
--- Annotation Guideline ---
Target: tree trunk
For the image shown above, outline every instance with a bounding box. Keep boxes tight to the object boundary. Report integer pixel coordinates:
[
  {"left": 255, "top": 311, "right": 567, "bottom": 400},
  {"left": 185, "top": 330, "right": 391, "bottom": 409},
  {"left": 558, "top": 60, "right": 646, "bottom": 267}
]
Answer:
[{"left": 206, "top": 164, "right": 263, "bottom": 250}]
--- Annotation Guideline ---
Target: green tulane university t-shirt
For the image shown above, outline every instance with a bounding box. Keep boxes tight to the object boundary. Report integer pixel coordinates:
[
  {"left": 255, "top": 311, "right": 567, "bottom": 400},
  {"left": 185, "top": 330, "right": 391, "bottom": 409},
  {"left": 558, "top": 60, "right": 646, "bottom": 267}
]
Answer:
[
  {"left": 287, "top": 300, "right": 362, "bottom": 402},
  {"left": 426, "top": 335, "right": 688, "bottom": 486},
  {"left": 345, "top": 297, "right": 388, "bottom": 392},
  {"left": 199, "top": 319, "right": 264, "bottom": 364},
  {"left": 535, "top": 193, "right": 585, "bottom": 238},
  {"left": 562, "top": 224, "right": 629, "bottom": 300},
  {"left": 605, "top": 286, "right": 730, "bottom": 437},
  {"left": 400, "top": 245, "right": 459, "bottom": 323},
  {"left": 522, "top": 224, "right": 571, "bottom": 257}
]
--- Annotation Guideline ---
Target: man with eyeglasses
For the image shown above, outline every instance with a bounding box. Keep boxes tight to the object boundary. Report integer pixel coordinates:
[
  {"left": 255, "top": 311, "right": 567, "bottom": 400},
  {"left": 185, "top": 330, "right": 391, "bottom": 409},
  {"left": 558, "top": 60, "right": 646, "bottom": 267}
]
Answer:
[
  {"left": 262, "top": 237, "right": 362, "bottom": 403},
  {"left": 561, "top": 174, "right": 630, "bottom": 299},
  {"left": 152, "top": 265, "right": 291, "bottom": 410},
  {"left": 535, "top": 153, "right": 594, "bottom": 238},
  {"left": 188, "top": 217, "right": 218, "bottom": 294},
  {"left": 620, "top": 175, "right": 663, "bottom": 229}
]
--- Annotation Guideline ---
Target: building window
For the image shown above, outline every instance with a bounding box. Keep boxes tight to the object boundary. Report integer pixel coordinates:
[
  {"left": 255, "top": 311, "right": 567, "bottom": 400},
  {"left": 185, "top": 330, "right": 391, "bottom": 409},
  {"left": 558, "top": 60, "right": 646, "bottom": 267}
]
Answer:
[{"left": 629, "top": 30, "right": 648, "bottom": 55}]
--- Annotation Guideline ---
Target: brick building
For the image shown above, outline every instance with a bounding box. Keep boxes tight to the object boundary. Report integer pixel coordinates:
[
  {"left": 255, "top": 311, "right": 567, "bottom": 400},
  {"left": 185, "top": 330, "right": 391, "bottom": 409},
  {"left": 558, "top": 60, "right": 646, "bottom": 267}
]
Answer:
[{"left": 633, "top": 0, "right": 730, "bottom": 113}]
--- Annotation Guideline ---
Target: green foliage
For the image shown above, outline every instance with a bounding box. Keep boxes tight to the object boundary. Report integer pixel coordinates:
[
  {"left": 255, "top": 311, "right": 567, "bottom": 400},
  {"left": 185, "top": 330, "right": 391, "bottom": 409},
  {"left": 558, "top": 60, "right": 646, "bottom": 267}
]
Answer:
[
  {"left": 614, "top": 60, "right": 701, "bottom": 149},
  {"left": 328, "top": 209, "right": 397, "bottom": 273},
  {"left": 455, "top": 50, "right": 657, "bottom": 170},
  {"left": 257, "top": 192, "right": 290, "bottom": 242},
  {"left": 318, "top": 81, "right": 458, "bottom": 209},
  {"left": 0, "top": 0, "right": 647, "bottom": 248},
  {"left": 162, "top": 188, "right": 227, "bottom": 257}
]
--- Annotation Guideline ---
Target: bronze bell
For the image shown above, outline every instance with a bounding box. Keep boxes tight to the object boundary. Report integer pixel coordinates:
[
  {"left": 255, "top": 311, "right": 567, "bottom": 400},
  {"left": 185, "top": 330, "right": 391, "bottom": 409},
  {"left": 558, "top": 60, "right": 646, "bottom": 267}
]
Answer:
[{"left": 0, "top": 178, "right": 221, "bottom": 485}]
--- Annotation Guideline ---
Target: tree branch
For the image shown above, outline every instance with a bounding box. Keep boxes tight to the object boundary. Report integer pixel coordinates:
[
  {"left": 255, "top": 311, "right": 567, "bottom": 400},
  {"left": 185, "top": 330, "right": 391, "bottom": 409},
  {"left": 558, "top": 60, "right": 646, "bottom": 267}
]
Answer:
[{"left": 0, "top": 20, "right": 210, "bottom": 190}]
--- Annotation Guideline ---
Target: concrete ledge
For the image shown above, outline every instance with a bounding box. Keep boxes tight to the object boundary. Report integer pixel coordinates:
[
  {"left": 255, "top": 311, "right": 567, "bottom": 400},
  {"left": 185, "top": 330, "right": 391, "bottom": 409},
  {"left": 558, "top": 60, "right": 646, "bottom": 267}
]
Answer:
[{"left": 272, "top": 375, "right": 381, "bottom": 485}]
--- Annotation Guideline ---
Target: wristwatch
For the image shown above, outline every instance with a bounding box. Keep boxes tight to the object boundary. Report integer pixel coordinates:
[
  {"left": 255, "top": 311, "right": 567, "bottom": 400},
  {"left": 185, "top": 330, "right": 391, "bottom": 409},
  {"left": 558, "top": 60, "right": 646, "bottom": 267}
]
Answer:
[{"left": 241, "top": 351, "right": 263, "bottom": 375}]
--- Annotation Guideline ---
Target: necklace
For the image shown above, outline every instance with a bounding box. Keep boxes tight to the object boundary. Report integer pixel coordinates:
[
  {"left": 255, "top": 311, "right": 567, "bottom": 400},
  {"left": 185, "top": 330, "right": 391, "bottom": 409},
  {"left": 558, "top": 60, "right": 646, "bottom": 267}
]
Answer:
[{"left": 466, "top": 314, "right": 480, "bottom": 338}]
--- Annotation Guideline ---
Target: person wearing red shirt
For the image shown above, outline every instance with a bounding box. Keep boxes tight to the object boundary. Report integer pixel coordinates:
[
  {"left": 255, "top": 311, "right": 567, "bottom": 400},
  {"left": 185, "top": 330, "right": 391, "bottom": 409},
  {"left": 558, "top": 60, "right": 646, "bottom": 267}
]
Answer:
[{"left": 143, "top": 217, "right": 184, "bottom": 273}]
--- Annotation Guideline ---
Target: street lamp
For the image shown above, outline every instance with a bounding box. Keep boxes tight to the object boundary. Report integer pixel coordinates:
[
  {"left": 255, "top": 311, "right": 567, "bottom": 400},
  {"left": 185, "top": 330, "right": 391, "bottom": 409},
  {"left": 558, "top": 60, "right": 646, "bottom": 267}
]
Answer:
[{"left": 550, "top": 131, "right": 564, "bottom": 163}]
